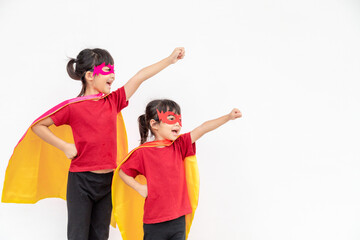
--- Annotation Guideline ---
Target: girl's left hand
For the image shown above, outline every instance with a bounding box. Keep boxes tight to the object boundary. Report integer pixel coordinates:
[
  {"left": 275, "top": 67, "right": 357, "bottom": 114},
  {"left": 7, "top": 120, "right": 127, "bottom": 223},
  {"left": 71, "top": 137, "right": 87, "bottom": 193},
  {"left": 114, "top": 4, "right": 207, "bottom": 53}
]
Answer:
[
  {"left": 137, "top": 184, "right": 148, "bottom": 198},
  {"left": 63, "top": 143, "right": 78, "bottom": 159},
  {"left": 229, "top": 108, "right": 242, "bottom": 120},
  {"left": 168, "top": 47, "right": 185, "bottom": 64}
]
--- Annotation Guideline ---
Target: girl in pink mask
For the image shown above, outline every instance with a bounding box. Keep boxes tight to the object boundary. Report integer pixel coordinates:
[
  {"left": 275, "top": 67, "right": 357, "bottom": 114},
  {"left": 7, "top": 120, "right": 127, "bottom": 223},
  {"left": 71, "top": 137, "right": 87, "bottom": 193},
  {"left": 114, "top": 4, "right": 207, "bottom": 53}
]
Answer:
[
  {"left": 3, "top": 47, "right": 185, "bottom": 240},
  {"left": 114, "top": 99, "right": 242, "bottom": 240}
]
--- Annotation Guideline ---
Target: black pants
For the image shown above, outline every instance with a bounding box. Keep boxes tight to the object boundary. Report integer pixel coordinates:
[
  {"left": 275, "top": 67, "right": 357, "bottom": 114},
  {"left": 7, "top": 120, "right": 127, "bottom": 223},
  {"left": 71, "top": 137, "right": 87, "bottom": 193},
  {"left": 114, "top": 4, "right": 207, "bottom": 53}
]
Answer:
[
  {"left": 143, "top": 216, "right": 186, "bottom": 240},
  {"left": 67, "top": 171, "right": 113, "bottom": 240}
]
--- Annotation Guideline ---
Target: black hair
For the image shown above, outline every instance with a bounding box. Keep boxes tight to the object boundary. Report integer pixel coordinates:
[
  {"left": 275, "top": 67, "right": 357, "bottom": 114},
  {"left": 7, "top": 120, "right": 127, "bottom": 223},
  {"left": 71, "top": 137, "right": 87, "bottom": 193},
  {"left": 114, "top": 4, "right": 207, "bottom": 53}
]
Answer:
[
  {"left": 138, "top": 99, "right": 181, "bottom": 144},
  {"left": 66, "top": 48, "right": 114, "bottom": 97}
]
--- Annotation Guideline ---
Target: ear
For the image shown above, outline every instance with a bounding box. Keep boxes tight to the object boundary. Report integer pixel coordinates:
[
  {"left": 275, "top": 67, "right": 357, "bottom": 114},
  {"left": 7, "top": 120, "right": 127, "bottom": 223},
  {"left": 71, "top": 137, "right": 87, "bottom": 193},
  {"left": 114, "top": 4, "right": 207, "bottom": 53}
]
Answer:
[
  {"left": 150, "top": 119, "right": 159, "bottom": 131},
  {"left": 84, "top": 71, "right": 95, "bottom": 83}
]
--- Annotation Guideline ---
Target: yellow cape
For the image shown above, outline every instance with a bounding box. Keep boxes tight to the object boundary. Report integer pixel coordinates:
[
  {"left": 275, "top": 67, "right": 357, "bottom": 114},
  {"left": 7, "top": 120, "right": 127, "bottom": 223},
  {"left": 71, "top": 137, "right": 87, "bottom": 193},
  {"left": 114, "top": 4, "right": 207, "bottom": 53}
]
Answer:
[
  {"left": 2, "top": 94, "right": 128, "bottom": 227},
  {"left": 112, "top": 139, "right": 200, "bottom": 240}
]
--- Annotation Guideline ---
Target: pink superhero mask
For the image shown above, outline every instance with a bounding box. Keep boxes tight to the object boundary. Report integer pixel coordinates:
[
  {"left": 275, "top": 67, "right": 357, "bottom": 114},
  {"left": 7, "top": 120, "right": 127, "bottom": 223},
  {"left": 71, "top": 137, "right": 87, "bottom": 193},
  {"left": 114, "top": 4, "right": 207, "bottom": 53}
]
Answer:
[
  {"left": 93, "top": 62, "right": 114, "bottom": 76},
  {"left": 156, "top": 109, "right": 182, "bottom": 126}
]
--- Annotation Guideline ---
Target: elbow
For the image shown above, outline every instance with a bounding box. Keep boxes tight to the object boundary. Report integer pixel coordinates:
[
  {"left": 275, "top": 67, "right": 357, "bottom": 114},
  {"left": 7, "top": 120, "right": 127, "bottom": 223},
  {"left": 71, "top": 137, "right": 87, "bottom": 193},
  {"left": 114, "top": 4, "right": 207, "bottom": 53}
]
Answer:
[
  {"left": 31, "top": 123, "right": 39, "bottom": 133},
  {"left": 31, "top": 121, "right": 50, "bottom": 134},
  {"left": 119, "top": 169, "right": 127, "bottom": 180}
]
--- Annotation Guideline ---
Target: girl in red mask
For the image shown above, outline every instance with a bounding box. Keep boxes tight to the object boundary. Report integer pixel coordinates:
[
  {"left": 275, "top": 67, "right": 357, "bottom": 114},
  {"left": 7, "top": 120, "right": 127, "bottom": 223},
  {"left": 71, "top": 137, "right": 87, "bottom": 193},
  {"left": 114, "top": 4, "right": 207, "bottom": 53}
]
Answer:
[{"left": 114, "top": 99, "right": 242, "bottom": 240}]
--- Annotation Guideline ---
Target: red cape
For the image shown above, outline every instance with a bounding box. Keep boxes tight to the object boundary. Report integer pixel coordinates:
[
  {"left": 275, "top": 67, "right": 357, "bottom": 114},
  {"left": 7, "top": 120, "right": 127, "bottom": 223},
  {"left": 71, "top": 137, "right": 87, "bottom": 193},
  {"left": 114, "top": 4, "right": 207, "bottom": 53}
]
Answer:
[{"left": 2, "top": 93, "right": 128, "bottom": 205}]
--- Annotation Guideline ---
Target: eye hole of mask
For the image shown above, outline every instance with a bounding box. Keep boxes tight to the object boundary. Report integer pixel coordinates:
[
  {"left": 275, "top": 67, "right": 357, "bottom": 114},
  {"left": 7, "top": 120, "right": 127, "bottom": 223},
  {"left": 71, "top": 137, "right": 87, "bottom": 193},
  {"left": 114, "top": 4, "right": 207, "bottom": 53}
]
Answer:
[
  {"left": 156, "top": 109, "right": 182, "bottom": 126},
  {"left": 93, "top": 62, "right": 114, "bottom": 76}
]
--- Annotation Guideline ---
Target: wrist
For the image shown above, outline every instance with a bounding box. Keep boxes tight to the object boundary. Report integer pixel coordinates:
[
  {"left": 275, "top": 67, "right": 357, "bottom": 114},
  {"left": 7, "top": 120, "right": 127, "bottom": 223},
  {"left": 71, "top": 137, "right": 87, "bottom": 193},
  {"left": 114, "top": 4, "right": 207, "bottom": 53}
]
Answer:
[
  {"left": 59, "top": 141, "right": 69, "bottom": 152},
  {"left": 133, "top": 182, "right": 142, "bottom": 192},
  {"left": 164, "top": 56, "right": 174, "bottom": 65}
]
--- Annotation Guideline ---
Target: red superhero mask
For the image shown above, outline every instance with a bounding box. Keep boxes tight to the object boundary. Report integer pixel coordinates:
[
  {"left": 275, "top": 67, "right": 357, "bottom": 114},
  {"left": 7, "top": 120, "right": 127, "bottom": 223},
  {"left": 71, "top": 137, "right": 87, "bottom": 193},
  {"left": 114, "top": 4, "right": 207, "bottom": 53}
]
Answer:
[
  {"left": 156, "top": 109, "right": 182, "bottom": 126},
  {"left": 93, "top": 62, "right": 114, "bottom": 76}
]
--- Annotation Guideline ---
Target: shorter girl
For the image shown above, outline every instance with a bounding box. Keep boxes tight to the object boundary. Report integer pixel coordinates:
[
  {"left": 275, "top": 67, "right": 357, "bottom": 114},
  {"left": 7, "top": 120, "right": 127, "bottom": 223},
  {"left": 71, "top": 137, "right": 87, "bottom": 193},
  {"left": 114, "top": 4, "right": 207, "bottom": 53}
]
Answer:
[{"left": 112, "top": 99, "right": 242, "bottom": 240}]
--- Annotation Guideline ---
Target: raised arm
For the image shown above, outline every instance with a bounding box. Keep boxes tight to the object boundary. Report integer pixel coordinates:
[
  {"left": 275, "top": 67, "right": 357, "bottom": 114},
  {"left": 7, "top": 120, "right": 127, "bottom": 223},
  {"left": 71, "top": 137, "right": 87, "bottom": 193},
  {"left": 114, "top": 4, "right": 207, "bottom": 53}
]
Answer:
[
  {"left": 124, "top": 47, "right": 185, "bottom": 101},
  {"left": 190, "top": 108, "right": 242, "bottom": 143},
  {"left": 119, "top": 169, "right": 148, "bottom": 198},
  {"left": 31, "top": 117, "right": 77, "bottom": 159}
]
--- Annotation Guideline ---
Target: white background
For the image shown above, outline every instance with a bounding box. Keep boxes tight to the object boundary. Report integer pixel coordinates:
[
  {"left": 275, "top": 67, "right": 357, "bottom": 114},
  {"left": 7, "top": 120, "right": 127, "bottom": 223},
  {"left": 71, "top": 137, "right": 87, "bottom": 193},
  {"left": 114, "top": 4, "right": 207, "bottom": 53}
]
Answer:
[{"left": 1, "top": 0, "right": 360, "bottom": 239}]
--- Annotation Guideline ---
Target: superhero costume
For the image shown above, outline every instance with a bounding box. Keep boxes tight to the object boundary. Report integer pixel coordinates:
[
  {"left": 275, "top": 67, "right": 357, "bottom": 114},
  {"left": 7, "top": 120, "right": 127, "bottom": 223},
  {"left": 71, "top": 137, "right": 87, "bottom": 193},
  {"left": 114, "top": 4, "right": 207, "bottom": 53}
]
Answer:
[
  {"left": 112, "top": 137, "right": 199, "bottom": 240},
  {"left": 2, "top": 92, "right": 128, "bottom": 227}
]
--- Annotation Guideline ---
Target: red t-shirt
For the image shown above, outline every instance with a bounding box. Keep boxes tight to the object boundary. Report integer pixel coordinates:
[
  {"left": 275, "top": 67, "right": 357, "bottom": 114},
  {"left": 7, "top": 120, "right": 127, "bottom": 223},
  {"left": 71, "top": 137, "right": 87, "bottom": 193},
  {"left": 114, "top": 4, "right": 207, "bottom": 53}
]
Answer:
[
  {"left": 51, "top": 87, "right": 128, "bottom": 172},
  {"left": 121, "top": 133, "right": 196, "bottom": 224}
]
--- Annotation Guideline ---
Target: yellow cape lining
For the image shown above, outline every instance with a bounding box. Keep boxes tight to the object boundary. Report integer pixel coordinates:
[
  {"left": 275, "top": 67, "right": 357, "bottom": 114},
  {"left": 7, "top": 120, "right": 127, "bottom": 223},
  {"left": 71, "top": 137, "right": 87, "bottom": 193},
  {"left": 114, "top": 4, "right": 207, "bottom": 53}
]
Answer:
[{"left": 2, "top": 110, "right": 128, "bottom": 227}]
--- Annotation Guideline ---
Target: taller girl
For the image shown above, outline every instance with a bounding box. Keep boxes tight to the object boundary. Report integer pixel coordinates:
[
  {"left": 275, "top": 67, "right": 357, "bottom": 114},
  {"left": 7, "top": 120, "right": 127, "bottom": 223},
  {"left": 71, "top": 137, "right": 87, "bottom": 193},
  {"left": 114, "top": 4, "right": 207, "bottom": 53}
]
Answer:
[{"left": 3, "top": 47, "right": 184, "bottom": 240}]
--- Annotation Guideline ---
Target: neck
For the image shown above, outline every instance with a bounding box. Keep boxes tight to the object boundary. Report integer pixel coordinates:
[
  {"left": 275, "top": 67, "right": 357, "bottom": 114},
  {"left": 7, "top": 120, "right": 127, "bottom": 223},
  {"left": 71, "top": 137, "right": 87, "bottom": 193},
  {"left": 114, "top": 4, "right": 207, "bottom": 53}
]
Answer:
[
  {"left": 154, "top": 136, "right": 164, "bottom": 141},
  {"left": 84, "top": 88, "right": 100, "bottom": 96},
  {"left": 151, "top": 137, "right": 171, "bottom": 148}
]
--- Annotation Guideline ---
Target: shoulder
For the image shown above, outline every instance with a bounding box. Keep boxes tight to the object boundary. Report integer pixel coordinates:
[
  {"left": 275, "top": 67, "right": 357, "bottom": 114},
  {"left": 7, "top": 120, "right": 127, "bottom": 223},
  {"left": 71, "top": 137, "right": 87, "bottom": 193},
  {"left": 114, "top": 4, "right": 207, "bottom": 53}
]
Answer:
[
  {"left": 174, "top": 132, "right": 196, "bottom": 156},
  {"left": 52, "top": 95, "right": 102, "bottom": 112},
  {"left": 174, "top": 132, "right": 192, "bottom": 144},
  {"left": 105, "top": 86, "right": 129, "bottom": 111},
  {"left": 128, "top": 143, "right": 167, "bottom": 159},
  {"left": 107, "top": 86, "right": 126, "bottom": 99},
  {"left": 128, "top": 146, "right": 148, "bottom": 159}
]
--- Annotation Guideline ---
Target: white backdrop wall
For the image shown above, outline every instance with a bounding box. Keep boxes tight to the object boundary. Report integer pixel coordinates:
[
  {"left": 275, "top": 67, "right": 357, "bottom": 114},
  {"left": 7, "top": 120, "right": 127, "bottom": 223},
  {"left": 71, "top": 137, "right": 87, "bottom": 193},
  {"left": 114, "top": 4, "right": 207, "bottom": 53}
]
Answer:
[{"left": 1, "top": 0, "right": 360, "bottom": 239}]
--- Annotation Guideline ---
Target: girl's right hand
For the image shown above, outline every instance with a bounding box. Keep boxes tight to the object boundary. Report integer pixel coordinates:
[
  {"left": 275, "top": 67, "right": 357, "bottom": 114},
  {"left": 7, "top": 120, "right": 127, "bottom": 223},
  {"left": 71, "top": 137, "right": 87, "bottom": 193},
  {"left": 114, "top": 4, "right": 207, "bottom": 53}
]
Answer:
[
  {"left": 63, "top": 143, "right": 78, "bottom": 159},
  {"left": 138, "top": 184, "right": 148, "bottom": 198},
  {"left": 229, "top": 108, "right": 242, "bottom": 120},
  {"left": 168, "top": 47, "right": 185, "bottom": 64}
]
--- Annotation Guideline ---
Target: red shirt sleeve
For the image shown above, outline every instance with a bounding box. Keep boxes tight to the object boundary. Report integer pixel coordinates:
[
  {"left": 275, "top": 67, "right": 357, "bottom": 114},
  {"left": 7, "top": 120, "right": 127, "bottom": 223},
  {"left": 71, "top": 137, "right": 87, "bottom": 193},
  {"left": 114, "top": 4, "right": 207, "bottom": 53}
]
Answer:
[
  {"left": 121, "top": 150, "right": 145, "bottom": 178},
  {"left": 107, "top": 86, "right": 129, "bottom": 112},
  {"left": 174, "top": 132, "right": 196, "bottom": 159},
  {"left": 50, "top": 106, "right": 70, "bottom": 126}
]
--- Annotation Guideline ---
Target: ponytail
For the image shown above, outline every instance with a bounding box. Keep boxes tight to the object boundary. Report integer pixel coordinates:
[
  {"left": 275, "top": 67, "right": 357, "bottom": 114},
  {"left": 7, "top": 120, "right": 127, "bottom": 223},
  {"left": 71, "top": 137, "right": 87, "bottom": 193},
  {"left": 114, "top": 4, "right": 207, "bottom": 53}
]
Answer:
[
  {"left": 66, "top": 58, "right": 81, "bottom": 80},
  {"left": 66, "top": 58, "right": 87, "bottom": 97},
  {"left": 138, "top": 114, "right": 149, "bottom": 144}
]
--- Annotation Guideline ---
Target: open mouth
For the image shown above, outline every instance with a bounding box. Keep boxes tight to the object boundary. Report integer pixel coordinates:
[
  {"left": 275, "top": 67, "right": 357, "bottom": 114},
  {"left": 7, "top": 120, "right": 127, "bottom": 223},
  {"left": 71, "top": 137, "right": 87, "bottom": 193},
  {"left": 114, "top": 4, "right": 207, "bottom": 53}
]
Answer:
[{"left": 107, "top": 77, "right": 114, "bottom": 86}]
